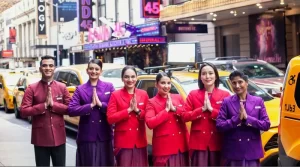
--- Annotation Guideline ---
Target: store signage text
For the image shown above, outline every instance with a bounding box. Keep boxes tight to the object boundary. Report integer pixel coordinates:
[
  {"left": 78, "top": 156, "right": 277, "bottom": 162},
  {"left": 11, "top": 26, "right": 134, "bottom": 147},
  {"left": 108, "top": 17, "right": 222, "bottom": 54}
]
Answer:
[
  {"left": 166, "top": 23, "right": 208, "bottom": 34},
  {"left": 134, "top": 21, "right": 160, "bottom": 36},
  {"left": 78, "top": 0, "right": 93, "bottom": 32},
  {"left": 37, "top": 0, "right": 46, "bottom": 36},
  {"left": 84, "top": 37, "right": 138, "bottom": 50},
  {"left": 138, "top": 36, "right": 166, "bottom": 44},
  {"left": 142, "top": 0, "right": 160, "bottom": 18}
]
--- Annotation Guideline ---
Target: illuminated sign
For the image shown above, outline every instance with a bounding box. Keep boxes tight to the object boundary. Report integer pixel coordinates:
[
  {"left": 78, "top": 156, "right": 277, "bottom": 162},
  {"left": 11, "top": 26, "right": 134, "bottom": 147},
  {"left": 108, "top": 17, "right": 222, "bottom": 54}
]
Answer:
[
  {"left": 37, "top": 0, "right": 46, "bottom": 37},
  {"left": 84, "top": 37, "right": 138, "bottom": 50},
  {"left": 2, "top": 50, "right": 13, "bottom": 58},
  {"left": 134, "top": 21, "right": 160, "bottom": 36},
  {"left": 138, "top": 36, "right": 167, "bottom": 44},
  {"left": 142, "top": 0, "right": 160, "bottom": 18},
  {"left": 78, "top": 0, "right": 94, "bottom": 32},
  {"left": 166, "top": 24, "right": 208, "bottom": 33}
]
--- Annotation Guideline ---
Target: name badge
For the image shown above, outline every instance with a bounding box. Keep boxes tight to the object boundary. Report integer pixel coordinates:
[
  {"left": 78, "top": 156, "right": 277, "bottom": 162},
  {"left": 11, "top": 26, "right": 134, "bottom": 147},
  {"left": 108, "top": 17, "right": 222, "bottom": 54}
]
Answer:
[
  {"left": 56, "top": 95, "right": 63, "bottom": 100},
  {"left": 105, "top": 92, "right": 110, "bottom": 95},
  {"left": 255, "top": 106, "right": 261, "bottom": 109},
  {"left": 216, "top": 101, "right": 222, "bottom": 104},
  {"left": 138, "top": 103, "right": 144, "bottom": 105}
]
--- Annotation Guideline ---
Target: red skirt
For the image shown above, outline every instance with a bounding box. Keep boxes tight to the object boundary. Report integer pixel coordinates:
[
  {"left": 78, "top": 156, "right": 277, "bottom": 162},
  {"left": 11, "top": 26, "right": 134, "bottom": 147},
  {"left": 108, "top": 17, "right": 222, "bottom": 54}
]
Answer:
[
  {"left": 153, "top": 151, "right": 189, "bottom": 166},
  {"left": 115, "top": 147, "right": 148, "bottom": 166}
]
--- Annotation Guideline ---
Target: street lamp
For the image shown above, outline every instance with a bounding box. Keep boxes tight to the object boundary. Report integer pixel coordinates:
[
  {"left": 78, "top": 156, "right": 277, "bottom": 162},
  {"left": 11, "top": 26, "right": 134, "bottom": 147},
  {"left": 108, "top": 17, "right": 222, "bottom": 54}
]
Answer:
[{"left": 45, "top": 1, "right": 60, "bottom": 66}]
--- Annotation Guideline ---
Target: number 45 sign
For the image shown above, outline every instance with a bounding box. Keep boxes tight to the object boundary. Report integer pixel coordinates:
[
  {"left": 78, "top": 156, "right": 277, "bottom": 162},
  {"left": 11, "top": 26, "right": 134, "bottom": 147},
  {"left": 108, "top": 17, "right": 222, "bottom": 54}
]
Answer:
[{"left": 142, "top": 0, "right": 161, "bottom": 18}]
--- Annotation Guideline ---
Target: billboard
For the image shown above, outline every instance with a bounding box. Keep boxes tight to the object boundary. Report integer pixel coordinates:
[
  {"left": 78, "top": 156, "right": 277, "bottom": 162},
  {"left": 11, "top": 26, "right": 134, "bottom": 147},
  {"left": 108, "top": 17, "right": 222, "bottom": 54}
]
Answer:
[
  {"left": 249, "top": 12, "right": 286, "bottom": 65},
  {"left": 37, "top": 0, "right": 47, "bottom": 37},
  {"left": 78, "top": 0, "right": 94, "bottom": 32},
  {"left": 141, "top": 0, "right": 160, "bottom": 18},
  {"left": 53, "top": 0, "right": 77, "bottom": 22},
  {"left": 9, "top": 27, "right": 16, "bottom": 44}
]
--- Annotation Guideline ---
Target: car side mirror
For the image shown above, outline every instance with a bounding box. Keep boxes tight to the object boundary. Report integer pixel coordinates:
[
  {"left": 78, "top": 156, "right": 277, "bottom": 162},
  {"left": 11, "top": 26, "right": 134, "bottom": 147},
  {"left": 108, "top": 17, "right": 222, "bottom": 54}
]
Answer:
[
  {"left": 0, "top": 83, "right": 2, "bottom": 89},
  {"left": 18, "top": 86, "right": 25, "bottom": 92}
]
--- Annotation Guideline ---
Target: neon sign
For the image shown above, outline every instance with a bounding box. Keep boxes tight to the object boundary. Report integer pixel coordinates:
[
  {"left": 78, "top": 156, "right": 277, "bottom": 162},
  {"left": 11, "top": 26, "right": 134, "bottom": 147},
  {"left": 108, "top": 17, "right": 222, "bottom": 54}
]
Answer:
[
  {"left": 84, "top": 37, "right": 138, "bottom": 50},
  {"left": 142, "top": 0, "right": 160, "bottom": 18},
  {"left": 78, "top": 0, "right": 93, "bottom": 32},
  {"left": 138, "top": 36, "right": 167, "bottom": 44}
]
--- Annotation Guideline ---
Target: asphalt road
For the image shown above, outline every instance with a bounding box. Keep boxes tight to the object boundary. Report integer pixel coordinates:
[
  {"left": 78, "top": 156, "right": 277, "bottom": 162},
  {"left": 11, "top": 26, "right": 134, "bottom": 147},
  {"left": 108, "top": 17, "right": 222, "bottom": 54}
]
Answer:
[{"left": 0, "top": 107, "right": 77, "bottom": 166}]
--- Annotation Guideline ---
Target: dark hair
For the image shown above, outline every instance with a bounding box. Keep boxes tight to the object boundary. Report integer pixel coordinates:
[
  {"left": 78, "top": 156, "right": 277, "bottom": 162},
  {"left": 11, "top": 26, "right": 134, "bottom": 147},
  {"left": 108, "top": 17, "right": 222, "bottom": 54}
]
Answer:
[
  {"left": 88, "top": 59, "right": 103, "bottom": 69},
  {"left": 156, "top": 71, "right": 172, "bottom": 83},
  {"left": 121, "top": 66, "right": 137, "bottom": 78},
  {"left": 229, "top": 70, "right": 249, "bottom": 82},
  {"left": 40, "top": 55, "right": 55, "bottom": 66},
  {"left": 198, "top": 62, "right": 220, "bottom": 89}
]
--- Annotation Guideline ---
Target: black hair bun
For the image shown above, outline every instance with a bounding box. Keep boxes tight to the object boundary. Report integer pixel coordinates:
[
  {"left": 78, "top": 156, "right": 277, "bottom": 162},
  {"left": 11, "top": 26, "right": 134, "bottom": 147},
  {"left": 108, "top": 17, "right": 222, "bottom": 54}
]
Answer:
[{"left": 167, "top": 70, "right": 172, "bottom": 78}]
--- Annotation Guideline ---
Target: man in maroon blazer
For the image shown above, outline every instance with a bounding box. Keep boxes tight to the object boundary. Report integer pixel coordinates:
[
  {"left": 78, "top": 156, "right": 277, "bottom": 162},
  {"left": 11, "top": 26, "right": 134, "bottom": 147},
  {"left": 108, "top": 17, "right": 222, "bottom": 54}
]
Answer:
[{"left": 20, "top": 55, "right": 71, "bottom": 166}]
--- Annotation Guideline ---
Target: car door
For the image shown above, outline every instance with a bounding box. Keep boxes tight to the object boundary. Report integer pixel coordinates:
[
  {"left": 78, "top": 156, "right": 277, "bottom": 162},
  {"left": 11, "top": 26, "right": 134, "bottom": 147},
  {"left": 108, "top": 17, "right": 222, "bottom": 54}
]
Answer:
[
  {"left": 65, "top": 72, "right": 81, "bottom": 126},
  {"left": 0, "top": 75, "right": 4, "bottom": 106},
  {"left": 15, "top": 77, "right": 25, "bottom": 108}
]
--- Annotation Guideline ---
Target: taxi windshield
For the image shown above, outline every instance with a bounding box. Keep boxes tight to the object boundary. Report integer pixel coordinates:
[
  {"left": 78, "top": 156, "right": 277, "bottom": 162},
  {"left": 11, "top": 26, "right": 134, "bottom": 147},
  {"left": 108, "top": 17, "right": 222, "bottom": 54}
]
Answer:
[{"left": 234, "top": 62, "right": 284, "bottom": 78}]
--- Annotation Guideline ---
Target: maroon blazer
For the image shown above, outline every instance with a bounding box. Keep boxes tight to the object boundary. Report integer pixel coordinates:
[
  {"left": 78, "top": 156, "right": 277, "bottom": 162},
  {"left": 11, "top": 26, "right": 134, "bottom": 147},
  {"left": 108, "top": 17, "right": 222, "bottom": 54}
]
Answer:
[
  {"left": 107, "top": 87, "right": 149, "bottom": 149},
  {"left": 20, "top": 80, "right": 71, "bottom": 147}
]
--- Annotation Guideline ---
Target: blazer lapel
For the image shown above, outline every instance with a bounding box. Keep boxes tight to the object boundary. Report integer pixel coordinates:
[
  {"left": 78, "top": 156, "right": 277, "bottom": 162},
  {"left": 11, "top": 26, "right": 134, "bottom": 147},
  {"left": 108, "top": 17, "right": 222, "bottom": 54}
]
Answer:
[
  {"left": 120, "top": 87, "right": 131, "bottom": 103},
  {"left": 245, "top": 93, "right": 255, "bottom": 115},
  {"left": 153, "top": 94, "right": 166, "bottom": 108},
  {"left": 82, "top": 81, "right": 93, "bottom": 101},
  {"left": 230, "top": 94, "right": 241, "bottom": 114},
  {"left": 196, "top": 89, "right": 205, "bottom": 107}
]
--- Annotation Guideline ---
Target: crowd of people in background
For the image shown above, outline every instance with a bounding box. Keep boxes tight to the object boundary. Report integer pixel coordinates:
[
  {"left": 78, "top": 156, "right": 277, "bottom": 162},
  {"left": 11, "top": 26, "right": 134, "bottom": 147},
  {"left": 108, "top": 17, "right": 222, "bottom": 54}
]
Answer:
[{"left": 19, "top": 55, "right": 270, "bottom": 167}]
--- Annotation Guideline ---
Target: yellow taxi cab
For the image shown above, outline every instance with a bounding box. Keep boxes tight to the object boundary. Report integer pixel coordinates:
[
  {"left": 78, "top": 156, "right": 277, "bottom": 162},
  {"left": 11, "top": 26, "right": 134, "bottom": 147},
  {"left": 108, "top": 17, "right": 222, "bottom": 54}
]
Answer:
[
  {"left": 278, "top": 56, "right": 300, "bottom": 166},
  {"left": 137, "top": 68, "right": 280, "bottom": 166},
  {"left": 53, "top": 63, "right": 146, "bottom": 131},
  {"left": 0, "top": 73, "right": 23, "bottom": 113},
  {"left": 13, "top": 74, "right": 41, "bottom": 121}
]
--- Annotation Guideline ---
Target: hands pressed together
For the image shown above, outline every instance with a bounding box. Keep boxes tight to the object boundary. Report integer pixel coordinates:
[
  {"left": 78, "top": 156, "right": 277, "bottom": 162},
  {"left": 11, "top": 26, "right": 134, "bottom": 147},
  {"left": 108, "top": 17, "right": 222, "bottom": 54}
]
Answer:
[
  {"left": 128, "top": 94, "right": 141, "bottom": 114},
  {"left": 239, "top": 101, "right": 248, "bottom": 120},
  {"left": 90, "top": 87, "right": 102, "bottom": 109},
  {"left": 202, "top": 91, "right": 213, "bottom": 112},
  {"left": 45, "top": 87, "right": 53, "bottom": 108},
  {"left": 165, "top": 94, "right": 176, "bottom": 112}
]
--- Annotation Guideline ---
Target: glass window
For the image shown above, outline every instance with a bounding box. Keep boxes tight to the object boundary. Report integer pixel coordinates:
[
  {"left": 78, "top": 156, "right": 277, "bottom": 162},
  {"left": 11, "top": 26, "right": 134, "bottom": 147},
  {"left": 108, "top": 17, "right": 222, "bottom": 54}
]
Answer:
[
  {"left": 69, "top": 74, "right": 80, "bottom": 86},
  {"left": 138, "top": 80, "right": 179, "bottom": 98},
  {"left": 234, "top": 62, "right": 284, "bottom": 78},
  {"left": 55, "top": 72, "right": 69, "bottom": 85},
  {"left": 102, "top": 69, "right": 122, "bottom": 78},
  {"left": 295, "top": 73, "right": 300, "bottom": 108}
]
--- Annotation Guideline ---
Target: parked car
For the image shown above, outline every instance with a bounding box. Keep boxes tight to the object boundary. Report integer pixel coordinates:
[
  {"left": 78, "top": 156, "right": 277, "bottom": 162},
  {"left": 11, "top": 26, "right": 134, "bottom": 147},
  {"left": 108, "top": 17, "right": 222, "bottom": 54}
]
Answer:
[
  {"left": 13, "top": 74, "right": 41, "bottom": 122},
  {"left": 53, "top": 63, "right": 146, "bottom": 131},
  {"left": 278, "top": 56, "right": 300, "bottom": 166},
  {"left": 204, "top": 57, "right": 284, "bottom": 97},
  {"left": 138, "top": 68, "right": 279, "bottom": 166},
  {"left": 0, "top": 73, "right": 22, "bottom": 113}
]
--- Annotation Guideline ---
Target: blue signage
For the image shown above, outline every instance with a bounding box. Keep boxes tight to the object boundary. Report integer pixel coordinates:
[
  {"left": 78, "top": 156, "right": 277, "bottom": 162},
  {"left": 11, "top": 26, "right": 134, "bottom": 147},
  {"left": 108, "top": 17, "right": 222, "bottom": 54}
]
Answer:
[
  {"left": 53, "top": 0, "right": 77, "bottom": 22},
  {"left": 131, "top": 21, "right": 161, "bottom": 37},
  {"left": 84, "top": 37, "right": 138, "bottom": 50}
]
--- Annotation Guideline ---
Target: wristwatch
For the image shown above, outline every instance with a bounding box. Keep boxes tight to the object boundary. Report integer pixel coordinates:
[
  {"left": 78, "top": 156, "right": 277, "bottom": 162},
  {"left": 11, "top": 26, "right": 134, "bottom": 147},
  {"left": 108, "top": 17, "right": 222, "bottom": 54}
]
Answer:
[{"left": 136, "top": 109, "right": 141, "bottom": 115}]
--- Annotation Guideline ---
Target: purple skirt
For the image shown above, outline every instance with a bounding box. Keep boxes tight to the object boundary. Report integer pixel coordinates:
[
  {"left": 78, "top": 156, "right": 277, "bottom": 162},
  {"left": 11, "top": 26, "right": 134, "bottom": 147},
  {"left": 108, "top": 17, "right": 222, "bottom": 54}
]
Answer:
[
  {"left": 153, "top": 151, "right": 189, "bottom": 166},
  {"left": 222, "top": 159, "right": 260, "bottom": 167},
  {"left": 76, "top": 140, "right": 114, "bottom": 166},
  {"left": 191, "top": 150, "right": 221, "bottom": 166},
  {"left": 115, "top": 147, "right": 148, "bottom": 166}
]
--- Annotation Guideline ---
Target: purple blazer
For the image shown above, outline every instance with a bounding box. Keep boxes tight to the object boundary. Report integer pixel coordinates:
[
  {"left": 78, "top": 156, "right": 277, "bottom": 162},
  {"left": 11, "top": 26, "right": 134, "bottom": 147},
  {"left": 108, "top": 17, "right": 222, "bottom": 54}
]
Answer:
[
  {"left": 216, "top": 93, "right": 270, "bottom": 160},
  {"left": 68, "top": 80, "right": 115, "bottom": 143}
]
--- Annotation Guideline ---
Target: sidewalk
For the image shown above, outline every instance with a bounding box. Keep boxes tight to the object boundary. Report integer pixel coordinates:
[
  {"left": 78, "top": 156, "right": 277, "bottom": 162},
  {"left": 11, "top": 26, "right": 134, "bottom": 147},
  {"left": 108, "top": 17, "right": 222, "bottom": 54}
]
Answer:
[{"left": 0, "top": 118, "right": 76, "bottom": 166}]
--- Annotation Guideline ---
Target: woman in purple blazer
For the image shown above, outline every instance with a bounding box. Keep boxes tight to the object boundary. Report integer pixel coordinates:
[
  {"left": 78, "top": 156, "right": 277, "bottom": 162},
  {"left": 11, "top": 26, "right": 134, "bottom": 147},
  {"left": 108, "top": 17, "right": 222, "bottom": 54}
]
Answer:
[
  {"left": 216, "top": 71, "right": 270, "bottom": 167},
  {"left": 68, "top": 59, "right": 115, "bottom": 166}
]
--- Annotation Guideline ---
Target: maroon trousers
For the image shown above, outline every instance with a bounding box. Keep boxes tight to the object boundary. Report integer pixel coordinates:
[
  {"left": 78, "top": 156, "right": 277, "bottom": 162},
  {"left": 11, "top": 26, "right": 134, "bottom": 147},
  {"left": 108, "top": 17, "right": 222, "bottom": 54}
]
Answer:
[{"left": 115, "top": 147, "right": 148, "bottom": 166}]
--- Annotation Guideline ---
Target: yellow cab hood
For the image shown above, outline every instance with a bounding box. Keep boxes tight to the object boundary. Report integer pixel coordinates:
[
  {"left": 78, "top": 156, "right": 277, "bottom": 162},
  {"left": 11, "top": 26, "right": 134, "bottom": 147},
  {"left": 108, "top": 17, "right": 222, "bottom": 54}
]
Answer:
[{"left": 264, "top": 97, "right": 280, "bottom": 128}]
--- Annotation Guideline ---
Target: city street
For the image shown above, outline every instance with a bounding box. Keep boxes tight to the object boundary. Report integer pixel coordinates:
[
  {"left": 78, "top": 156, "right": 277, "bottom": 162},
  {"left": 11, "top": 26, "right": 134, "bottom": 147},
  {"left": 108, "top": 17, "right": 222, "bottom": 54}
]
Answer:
[{"left": 0, "top": 108, "right": 77, "bottom": 166}]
